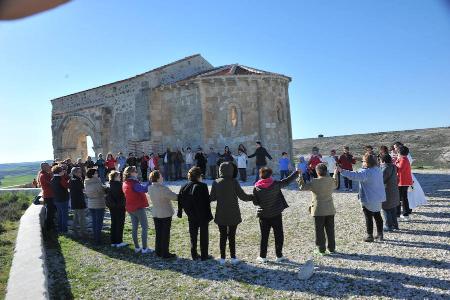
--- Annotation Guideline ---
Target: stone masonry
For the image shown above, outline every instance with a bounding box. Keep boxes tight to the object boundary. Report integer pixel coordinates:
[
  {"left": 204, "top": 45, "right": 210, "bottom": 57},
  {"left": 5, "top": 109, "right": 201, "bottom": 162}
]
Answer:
[{"left": 51, "top": 54, "right": 293, "bottom": 173}]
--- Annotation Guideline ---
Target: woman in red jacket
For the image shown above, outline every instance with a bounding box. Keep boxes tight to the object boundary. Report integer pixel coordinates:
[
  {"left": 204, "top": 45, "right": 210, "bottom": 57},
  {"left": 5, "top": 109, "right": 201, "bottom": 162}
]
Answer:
[
  {"left": 122, "top": 166, "right": 151, "bottom": 253},
  {"left": 395, "top": 146, "right": 413, "bottom": 220},
  {"left": 38, "top": 162, "right": 56, "bottom": 230},
  {"left": 105, "top": 153, "right": 117, "bottom": 179}
]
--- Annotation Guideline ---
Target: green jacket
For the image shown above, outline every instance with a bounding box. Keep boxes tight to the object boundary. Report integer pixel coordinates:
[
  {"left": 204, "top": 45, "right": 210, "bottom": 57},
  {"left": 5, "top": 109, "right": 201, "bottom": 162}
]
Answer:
[
  {"left": 299, "top": 176, "right": 337, "bottom": 216},
  {"left": 210, "top": 162, "right": 254, "bottom": 225}
]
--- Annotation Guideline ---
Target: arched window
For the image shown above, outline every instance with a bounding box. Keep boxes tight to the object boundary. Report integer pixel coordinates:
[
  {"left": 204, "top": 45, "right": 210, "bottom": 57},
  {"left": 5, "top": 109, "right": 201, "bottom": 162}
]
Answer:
[{"left": 276, "top": 103, "right": 285, "bottom": 123}]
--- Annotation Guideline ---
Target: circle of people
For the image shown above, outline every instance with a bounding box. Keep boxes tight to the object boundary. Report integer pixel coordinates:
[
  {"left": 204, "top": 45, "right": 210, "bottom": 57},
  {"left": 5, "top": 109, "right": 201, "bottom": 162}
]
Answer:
[{"left": 37, "top": 141, "right": 426, "bottom": 264}]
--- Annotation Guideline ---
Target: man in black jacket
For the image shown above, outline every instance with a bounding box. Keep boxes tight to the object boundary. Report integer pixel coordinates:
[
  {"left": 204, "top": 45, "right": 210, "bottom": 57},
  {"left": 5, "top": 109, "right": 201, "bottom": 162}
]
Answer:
[{"left": 248, "top": 141, "right": 273, "bottom": 183}]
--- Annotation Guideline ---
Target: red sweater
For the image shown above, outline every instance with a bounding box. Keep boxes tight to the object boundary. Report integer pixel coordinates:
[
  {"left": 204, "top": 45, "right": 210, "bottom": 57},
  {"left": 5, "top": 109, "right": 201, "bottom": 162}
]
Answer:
[
  {"left": 338, "top": 153, "right": 356, "bottom": 170},
  {"left": 106, "top": 159, "right": 116, "bottom": 170},
  {"left": 123, "top": 179, "right": 149, "bottom": 212},
  {"left": 396, "top": 156, "right": 413, "bottom": 186},
  {"left": 308, "top": 155, "right": 322, "bottom": 171},
  {"left": 38, "top": 171, "right": 54, "bottom": 198}
]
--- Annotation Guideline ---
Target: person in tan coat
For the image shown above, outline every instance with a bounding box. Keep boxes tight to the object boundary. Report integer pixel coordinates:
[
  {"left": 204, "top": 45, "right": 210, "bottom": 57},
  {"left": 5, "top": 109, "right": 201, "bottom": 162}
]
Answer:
[
  {"left": 299, "top": 163, "right": 339, "bottom": 254},
  {"left": 148, "top": 170, "right": 178, "bottom": 259},
  {"left": 84, "top": 168, "right": 107, "bottom": 244}
]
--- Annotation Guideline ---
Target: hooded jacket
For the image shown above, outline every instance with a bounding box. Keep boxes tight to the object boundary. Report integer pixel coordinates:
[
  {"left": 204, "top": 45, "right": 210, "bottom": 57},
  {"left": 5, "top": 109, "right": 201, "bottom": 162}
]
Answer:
[
  {"left": 252, "top": 171, "right": 299, "bottom": 218},
  {"left": 210, "top": 162, "right": 253, "bottom": 225}
]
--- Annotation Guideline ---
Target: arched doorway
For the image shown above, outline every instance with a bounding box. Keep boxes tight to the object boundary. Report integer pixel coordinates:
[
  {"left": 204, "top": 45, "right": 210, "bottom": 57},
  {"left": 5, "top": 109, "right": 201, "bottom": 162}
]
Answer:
[{"left": 53, "top": 114, "right": 101, "bottom": 160}]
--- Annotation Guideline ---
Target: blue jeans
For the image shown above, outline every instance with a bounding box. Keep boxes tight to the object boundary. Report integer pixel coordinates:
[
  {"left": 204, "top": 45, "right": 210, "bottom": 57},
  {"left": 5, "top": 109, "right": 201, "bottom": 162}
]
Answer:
[
  {"left": 383, "top": 207, "right": 398, "bottom": 229},
  {"left": 254, "top": 164, "right": 265, "bottom": 183},
  {"left": 98, "top": 168, "right": 106, "bottom": 183},
  {"left": 280, "top": 170, "right": 289, "bottom": 180},
  {"left": 54, "top": 201, "right": 69, "bottom": 233},
  {"left": 90, "top": 208, "right": 105, "bottom": 243}
]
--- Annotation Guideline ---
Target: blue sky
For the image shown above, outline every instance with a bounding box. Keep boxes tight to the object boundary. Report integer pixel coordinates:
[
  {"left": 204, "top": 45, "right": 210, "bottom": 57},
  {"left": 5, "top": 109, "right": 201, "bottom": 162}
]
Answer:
[{"left": 0, "top": 0, "right": 449, "bottom": 163}]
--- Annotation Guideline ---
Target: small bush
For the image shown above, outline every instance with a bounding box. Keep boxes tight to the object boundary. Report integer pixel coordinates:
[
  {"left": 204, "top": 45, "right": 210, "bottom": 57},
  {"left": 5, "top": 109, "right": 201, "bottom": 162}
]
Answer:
[{"left": 0, "top": 193, "right": 31, "bottom": 224}]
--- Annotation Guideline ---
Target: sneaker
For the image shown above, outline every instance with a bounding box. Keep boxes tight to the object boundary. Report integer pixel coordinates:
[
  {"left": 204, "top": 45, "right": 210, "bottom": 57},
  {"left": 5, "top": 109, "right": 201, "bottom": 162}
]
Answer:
[
  {"left": 141, "top": 248, "right": 153, "bottom": 254},
  {"left": 344, "top": 188, "right": 349, "bottom": 192},
  {"left": 383, "top": 226, "right": 392, "bottom": 232},
  {"left": 314, "top": 250, "right": 327, "bottom": 256},
  {"left": 275, "top": 256, "right": 288, "bottom": 263},
  {"left": 364, "top": 235, "right": 374, "bottom": 242},
  {"left": 134, "top": 247, "right": 142, "bottom": 253},
  {"left": 230, "top": 258, "right": 240, "bottom": 265},
  {"left": 349, "top": 189, "right": 353, "bottom": 192},
  {"left": 375, "top": 234, "right": 384, "bottom": 241},
  {"left": 111, "top": 244, "right": 118, "bottom": 247},
  {"left": 116, "top": 242, "right": 128, "bottom": 248},
  {"left": 400, "top": 215, "right": 410, "bottom": 221},
  {"left": 218, "top": 258, "right": 226, "bottom": 265},
  {"left": 256, "top": 257, "right": 268, "bottom": 263},
  {"left": 393, "top": 226, "right": 400, "bottom": 230}
]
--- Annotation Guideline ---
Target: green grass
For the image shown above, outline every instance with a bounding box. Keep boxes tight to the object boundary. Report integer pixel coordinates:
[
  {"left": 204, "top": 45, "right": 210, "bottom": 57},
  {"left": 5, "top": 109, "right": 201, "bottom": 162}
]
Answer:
[
  {"left": 0, "top": 193, "right": 31, "bottom": 299},
  {"left": 0, "top": 175, "right": 36, "bottom": 188}
]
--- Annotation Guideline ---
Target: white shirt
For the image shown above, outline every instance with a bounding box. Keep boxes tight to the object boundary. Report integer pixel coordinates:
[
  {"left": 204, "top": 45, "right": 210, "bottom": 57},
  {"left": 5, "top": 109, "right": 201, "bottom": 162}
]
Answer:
[
  {"left": 233, "top": 154, "right": 248, "bottom": 169},
  {"left": 322, "top": 156, "right": 336, "bottom": 173}
]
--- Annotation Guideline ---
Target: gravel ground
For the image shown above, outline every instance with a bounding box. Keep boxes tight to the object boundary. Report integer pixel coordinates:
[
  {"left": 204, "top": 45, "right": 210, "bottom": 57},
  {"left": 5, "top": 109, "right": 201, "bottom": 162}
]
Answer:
[{"left": 45, "top": 170, "right": 450, "bottom": 299}]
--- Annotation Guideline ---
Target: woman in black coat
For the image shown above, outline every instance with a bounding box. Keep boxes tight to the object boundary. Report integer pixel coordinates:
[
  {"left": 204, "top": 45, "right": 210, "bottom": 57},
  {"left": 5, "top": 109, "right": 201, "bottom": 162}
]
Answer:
[
  {"left": 69, "top": 167, "right": 87, "bottom": 237},
  {"left": 177, "top": 167, "right": 213, "bottom": 261},
  {"left": 106, "top": 171, "right": 127, "bottom": 247}
]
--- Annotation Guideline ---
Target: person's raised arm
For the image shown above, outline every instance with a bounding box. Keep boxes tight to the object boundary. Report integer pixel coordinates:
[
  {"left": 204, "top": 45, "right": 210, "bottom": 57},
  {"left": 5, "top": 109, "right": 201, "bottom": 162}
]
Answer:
[
  {"left": 338, "top": 167, "right": 368, "bottom": 182},
  {"left": 280, "top": 170, "right": 299, "bottom": 188},
  {"left": 248, "top": 151, "right": 256, "bottom": 158},
  {"left": 235, "top": 180, "right": 254, "bottom": 202}
]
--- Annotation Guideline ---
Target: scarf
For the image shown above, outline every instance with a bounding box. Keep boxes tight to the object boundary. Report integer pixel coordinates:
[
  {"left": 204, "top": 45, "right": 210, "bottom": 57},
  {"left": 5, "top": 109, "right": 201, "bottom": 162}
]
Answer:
[{"left": 255, "top": 177, "right": 274, "bottom": 189}]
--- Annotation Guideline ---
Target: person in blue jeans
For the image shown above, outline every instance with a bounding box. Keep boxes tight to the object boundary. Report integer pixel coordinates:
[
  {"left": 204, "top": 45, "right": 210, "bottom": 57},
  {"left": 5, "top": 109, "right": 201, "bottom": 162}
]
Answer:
[
  {"left": 278, "top": 152, "right": 291, "bottom": 180},
  {"left": 84, "top": 168, "right": 107, "bottom": 244},
  {"left": 50, "top": 165, "right": 70, "bottom": 233},
  {"left": 95, "top": 153, "right": 107, "bottom": 183}
]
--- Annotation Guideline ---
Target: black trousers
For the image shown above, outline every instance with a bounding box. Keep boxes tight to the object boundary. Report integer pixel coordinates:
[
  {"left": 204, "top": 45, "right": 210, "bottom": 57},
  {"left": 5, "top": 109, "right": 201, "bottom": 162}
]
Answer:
[
  {"left": 218, "top": 224, "right": 237, "bottom": 259},
  {"left": 362, "top": 207, "right": 383, "bottom": 236},
  {"left": 238, "top": 168, "right": 247, "bottom": 181},
  {"left": 344, "top": 177, "right": 353, "bottom": 189},
  {"left": 174, "top": 162, "right": 182, "bottom": 180},
  {"left": 398, "top": 186, "right": 410, "bottom": 216},
  {"left": 141, "top": 168, "right": 148, "bottom": 182},
  {"left": 314, "top": 215, "right": 335, "bottom": 252},
  {"left": 209, "top": 165, "right": 217, "bottom": 180},
  {"left": 154, "top": 217, "right": 172, "bottom": 257},
  {"left": 110, "top": 207, "right": 125, "bottom": 244},
  {"left": 188, "top": 220, "right": 209, "bottom": 259},
  {"left": 259, "top": 214, "right": 284, "bottom": 258},
  {"left": 44, "top": 197, "right": 56, "bottom": 230}
]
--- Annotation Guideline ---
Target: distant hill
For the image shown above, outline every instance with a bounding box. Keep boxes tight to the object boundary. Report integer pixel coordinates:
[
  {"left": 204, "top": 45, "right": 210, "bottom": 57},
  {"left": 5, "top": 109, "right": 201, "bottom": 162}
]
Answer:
[
  {"left": 293, "top": 127, "right": 450, "bottom": 168},
  {"left": 0, "top": 161, "right": 51, "bottom": 187}
]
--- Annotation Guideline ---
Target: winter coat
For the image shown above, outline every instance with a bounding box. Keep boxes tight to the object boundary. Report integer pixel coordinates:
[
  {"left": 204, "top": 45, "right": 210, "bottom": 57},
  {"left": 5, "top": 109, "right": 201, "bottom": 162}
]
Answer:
[
  {"left": 123, "top": 178, "right": 149, "bottom": 212},
  {"left": 38, "top": 171, "right": 54, "bottom": 198},
  {"left": 299, "top": 176, "right": 337, "bottom": 216},
  {"left": 148, "top": 183, "right": 177, "bottom": 218},
  {"left": 396, "top": 156, "right": 413, "bottom": 186},
  {"left": 233, "top": 154, "right": 248, "bottom": 169},
  {"left": 84, "top": 177, "right": 106, "bottom": 209},
  {"left": 106, "top": 180, "right": 126, "bottom": 209},
  {"left": 252, "top": 171, "right": 299, "bottom": 218},
  {"left": 69, "top": 176, "right": 86, "bottom": 209},
  {"left": 210, "top": 162, "right": 253, "bottom": 226},
  {"left": 50, "top": 175, "right": 69, "bottom": 202},
  {"left": 195, "top": 153, "right": 207, "bottom": 168},
  {"left": 341, "top": 167, "right": 386, "bottom": 212},
  {"left": 381, "top": 163, "right": 400, "bottom": 210},
  {"left": 248, "top": 147, "right": 272, "bottom": 166},
  {"left": 177, "top": 181, "right": 213, "bottom": 224}
]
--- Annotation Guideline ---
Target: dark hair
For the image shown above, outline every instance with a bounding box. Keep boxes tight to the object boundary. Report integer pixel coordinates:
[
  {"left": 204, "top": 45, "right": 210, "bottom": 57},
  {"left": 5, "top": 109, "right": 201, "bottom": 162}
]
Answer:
[
  {"left": 365, "top": 145, "right": 373, "bottom": 150},
  {"left": 150, "top": 170, "right": 161, "bottom": 183},
  {"left": 315, "top": 163, "right": 328, "bottom": 177},
  {"left": 259, "top": 167, "right": 272, "bottom": 179},
  {"left": 380, "top": 154, "right": 392, "bottom": 164},
  {"left": 312, "top": 146, "right": 319, "bottom": 152},
  {"left": 282, "top": 152, "right": 287, "bottom": 155},
  {"left": 129, "top": 152, "right": 133, "bottom": 156},
  {"left": 256, "top": 141, "right": 261, "bottom": 146},
  {"left": 187, "top": 147, "right": 191, "bottom": 150},
  {"left": 188, "top": 167, "right": 202, "bottom": 181},
  {"left": 363, "top": 153, "right": 378, "bottom": 168},
  {"left": 86, "top": 168, "right": 97, "bottom": 178},
  {"left": 399, "top": 146, "right": 409, "bottom": 156},
  {"left": 394, "top": 141, "right": 403, "bottom": 147},
  {"left": 51, "top": 165, "right": 62, "bottom": 174},
  {"left": 123, "top": 166, "right": 137, "bottom": 180},
  {"left": 379, "top": 145, "right": 388, "bottom": 154},
  {"left": 108, "top": 170, "right": 120, "bottom": 181}
]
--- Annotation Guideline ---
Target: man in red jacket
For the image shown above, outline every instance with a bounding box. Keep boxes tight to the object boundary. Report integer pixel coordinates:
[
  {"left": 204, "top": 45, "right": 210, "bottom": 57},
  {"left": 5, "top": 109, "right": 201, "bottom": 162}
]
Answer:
[
  {"left": 338, "top": 146, "right": 356, "bottom": 192},
  {"left": 308, "top": 147, "right": 323, "bottom": 179},
  {"left": 396, "top": 146, "right": 413, "bottom": 220},
  {"left": 38, "top": 162, "right": 56, "bottom": 230}
]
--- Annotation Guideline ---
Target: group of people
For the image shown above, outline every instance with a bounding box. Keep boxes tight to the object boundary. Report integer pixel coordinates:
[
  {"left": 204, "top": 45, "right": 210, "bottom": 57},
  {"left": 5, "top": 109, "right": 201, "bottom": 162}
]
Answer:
[{"left": 36, "top": 140, "right": 426, "bottom": 263}]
